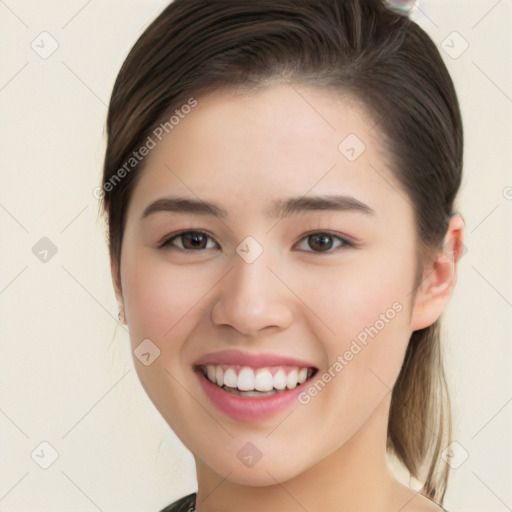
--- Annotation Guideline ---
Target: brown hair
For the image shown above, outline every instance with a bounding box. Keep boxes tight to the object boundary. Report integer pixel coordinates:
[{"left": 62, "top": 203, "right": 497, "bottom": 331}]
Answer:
[{"left": 100, "top": 0, "right": 463, "bottom": 504}]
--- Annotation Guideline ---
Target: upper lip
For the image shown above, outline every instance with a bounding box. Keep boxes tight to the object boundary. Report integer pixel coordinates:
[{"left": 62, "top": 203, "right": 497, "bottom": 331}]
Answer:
[{"left": 193, "top": 349, "right": 317, "bottom": 369}]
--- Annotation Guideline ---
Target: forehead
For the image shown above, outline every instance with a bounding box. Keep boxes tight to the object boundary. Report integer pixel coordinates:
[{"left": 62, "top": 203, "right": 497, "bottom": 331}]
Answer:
[{"left": 126, "top": 84, "right": 406, "bottom": 220}]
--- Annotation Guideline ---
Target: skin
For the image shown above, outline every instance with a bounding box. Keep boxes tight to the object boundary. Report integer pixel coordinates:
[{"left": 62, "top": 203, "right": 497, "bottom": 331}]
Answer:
[{"left": 111, "top": 84, "right": 464, "bottom": 512}]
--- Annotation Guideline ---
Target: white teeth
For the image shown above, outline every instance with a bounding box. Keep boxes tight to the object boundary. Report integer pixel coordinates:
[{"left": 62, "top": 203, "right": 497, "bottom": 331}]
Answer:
[
  {"left": 223, "top": 367, "right": 237, "bottom": 388},
  {"left": 206, "top": 365, "right": 216, "bottom": 383},
  {"left": 202, "top": 364, "right": 313, "bottom": 392},
  {"left": 215, "top": 366, "right": 224, "bottom": 387},
  {"left": 237, "top": 367, "right": 255, "bottom": 391},
  {"left": 273, "top": 369, "right": 287, "bottom": 390},
  {"left": 286, "top": 369, "right": 298, "bottom": 389},
  {"left": 254, "top": 368, "right": 274, "bottom": 392}
]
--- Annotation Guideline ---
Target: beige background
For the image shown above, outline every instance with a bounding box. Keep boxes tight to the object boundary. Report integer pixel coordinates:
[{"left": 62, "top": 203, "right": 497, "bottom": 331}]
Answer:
[{"left": 1, "top": 1, "right": 511, "bottom": 510}]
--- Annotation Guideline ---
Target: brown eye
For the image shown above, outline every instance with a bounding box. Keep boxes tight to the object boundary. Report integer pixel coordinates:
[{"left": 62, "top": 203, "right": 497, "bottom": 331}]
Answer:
[
  {"left": 181, "top": 232, "right": 208, "bottom": 249},
  {"left": 160, "top": 231, "right": 217, "bottom": 250},
  {"left": 308, "top": 233, "right": 334, "bottom": 251},
  {"left": 294, "top": 232, "right": 353, "bottom": 253}
]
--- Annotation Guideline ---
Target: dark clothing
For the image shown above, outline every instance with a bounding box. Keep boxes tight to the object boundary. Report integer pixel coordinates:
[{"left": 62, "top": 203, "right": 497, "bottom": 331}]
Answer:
[
  {"left": 160, "top": 492, "right": 449, "bottom": 511},
  {"left": 160, "top": 493, "right": 196, "bottom": 512}
]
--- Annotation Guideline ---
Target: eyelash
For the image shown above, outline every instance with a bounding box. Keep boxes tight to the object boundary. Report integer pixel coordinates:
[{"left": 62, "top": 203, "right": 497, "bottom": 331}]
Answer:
[{"left": 158, "top": 230, "right": 355, "bottom": 253}]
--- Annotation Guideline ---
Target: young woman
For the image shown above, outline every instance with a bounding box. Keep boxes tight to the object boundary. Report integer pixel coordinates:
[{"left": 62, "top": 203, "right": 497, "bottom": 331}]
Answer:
[{"left": 99, "top": 1, "right": 465, "bottom": 510}]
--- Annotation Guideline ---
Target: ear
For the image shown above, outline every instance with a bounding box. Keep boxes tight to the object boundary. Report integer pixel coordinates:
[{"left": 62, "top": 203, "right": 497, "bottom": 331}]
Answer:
[{"left": 410, "top": 213, "right": 465, "bottom": 331}]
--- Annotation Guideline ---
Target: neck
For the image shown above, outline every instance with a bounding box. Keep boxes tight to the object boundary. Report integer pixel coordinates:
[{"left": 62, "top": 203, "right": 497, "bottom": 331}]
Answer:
[{"left": 194, "top": 394, "right": 407, "bottom": 512}]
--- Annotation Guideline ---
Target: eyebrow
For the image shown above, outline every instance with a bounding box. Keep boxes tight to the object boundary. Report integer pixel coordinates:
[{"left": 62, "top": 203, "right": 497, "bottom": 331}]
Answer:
[{"left": 140, "top": 194, "right": 375, "bottom": 221}]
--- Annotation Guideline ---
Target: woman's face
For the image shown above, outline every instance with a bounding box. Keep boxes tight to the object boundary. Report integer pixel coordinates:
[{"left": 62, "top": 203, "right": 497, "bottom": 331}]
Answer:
[{"left": 115, "top": 84, "right": 425, "bottom": 485}]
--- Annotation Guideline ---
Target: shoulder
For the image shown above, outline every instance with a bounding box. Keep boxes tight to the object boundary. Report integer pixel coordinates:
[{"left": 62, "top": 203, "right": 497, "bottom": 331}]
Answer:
[
  {"left": 391, "top": 482, "right": 446, "bottom": 512},
  {"left": 159, "top": 492, "right": 196, "bottom": 512},
  {"left": 402, "top": 493, "right": 447, "bottom": 512}
]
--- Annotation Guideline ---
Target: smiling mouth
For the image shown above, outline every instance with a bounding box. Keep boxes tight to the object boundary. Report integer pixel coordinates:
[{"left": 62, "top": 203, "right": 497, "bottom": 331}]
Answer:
[{"left": 196, "top": 364, "right": 318, "bottom": 397}]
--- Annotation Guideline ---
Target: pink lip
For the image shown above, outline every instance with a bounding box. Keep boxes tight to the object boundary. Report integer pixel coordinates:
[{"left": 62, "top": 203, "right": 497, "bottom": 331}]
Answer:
[
  {"left": 193, "top": 349, "right": 316, "bottom": 369},
  {"left": 196, "top": 369, "right": 312, "bottom": 423}
]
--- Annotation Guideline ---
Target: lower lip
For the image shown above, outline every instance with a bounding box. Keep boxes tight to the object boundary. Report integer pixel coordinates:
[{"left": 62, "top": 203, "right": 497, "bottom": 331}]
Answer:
[{"left": 196, "top": 369, "right": 310, "bottom": 423}]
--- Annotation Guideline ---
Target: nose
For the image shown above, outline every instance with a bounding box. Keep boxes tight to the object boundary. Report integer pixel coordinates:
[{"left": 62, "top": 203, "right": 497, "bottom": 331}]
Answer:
[{"left": 210, "top": 249, "right": 294, "bottom": 336}]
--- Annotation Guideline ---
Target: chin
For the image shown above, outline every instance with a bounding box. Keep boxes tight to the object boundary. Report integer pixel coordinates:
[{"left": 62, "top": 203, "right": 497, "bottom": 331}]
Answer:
[{"left": 198, "top": 449, "right": 312, "bottom": 487}]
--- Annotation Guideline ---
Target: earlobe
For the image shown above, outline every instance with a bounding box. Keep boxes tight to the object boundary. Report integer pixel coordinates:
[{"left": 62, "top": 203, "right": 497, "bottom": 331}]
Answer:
[{"left": 410, "top": 213, "right": 465, "bottom": 331}]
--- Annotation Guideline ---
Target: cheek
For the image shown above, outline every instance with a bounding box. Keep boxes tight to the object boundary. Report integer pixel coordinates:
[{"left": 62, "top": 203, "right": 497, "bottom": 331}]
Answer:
[
  {"left": 121, "top": 249, "right": 214, "bottom": 348},
  {"left": 293, "top": 252, "right": 414, "bottom": 343},
  {"left": 292, "top": 250, "right": 414, "bottom": 398}
]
